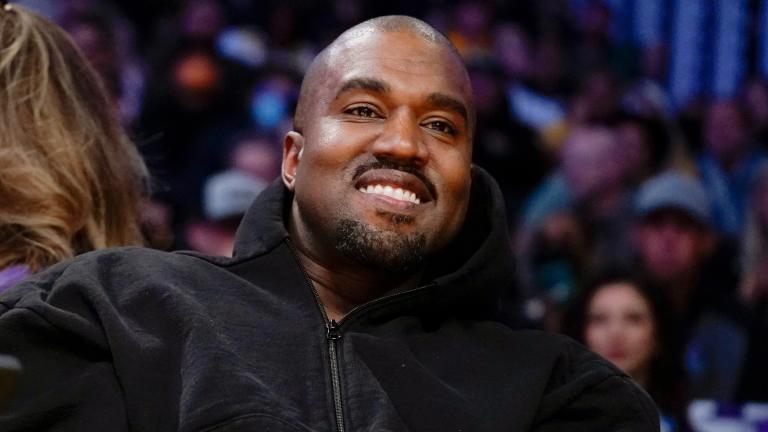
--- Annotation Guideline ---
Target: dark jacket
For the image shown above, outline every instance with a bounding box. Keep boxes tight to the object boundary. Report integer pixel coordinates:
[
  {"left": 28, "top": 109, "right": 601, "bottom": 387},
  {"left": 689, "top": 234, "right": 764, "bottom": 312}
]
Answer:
[{"left": 0, "top": 168, "right": 658, "bottom": 431}]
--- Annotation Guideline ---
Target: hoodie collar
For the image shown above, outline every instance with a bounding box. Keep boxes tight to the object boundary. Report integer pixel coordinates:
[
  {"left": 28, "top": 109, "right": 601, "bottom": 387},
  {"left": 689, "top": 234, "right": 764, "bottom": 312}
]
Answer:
[{"left": 233, "top": 167, "right": 515, "bottom": 317}]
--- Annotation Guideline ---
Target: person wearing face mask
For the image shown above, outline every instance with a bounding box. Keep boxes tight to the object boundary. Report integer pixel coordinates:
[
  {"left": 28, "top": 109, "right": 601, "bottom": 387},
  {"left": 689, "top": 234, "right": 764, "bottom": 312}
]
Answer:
[{"left": 0, "top": 15, "right": 657, "bottom": 431}]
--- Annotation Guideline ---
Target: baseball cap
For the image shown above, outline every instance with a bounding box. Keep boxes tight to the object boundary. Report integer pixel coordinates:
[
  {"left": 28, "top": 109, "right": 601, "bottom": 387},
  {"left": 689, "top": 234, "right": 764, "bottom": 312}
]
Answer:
[
  {"left": 203, "top": 169, "right": 267, "bottom": 221},
  {"left": 634, "top": 171, "right": 712, "bottom": 227}
]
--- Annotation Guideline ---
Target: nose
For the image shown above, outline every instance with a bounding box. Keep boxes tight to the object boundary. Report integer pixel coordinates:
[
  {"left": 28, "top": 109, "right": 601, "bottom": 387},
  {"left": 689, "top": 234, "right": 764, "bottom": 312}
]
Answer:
[{"left": 371, "top": 108, "right": 429, "bottom": 166}]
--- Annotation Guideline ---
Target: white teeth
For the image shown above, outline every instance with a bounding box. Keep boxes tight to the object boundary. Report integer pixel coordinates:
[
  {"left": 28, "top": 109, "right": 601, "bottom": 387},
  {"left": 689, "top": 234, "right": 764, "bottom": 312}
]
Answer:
[{"left": 358, "top": 184, "right": 421, "bottom": 204}]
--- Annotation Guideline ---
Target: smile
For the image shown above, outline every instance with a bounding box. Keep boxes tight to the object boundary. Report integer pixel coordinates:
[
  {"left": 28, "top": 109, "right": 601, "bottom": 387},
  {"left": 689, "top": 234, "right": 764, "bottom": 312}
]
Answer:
[{"left": 358, "top": 184, "right": 420, "bottom": 204}]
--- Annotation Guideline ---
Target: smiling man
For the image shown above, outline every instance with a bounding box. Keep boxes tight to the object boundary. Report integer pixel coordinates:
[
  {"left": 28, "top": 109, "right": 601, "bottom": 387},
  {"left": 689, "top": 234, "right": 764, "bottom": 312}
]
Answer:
[
  {"left": 283, "top": 20, "right": 475, "bottom": 322},
  {"left": 0, "top": 16, "right": 658, "bottom": 431}
]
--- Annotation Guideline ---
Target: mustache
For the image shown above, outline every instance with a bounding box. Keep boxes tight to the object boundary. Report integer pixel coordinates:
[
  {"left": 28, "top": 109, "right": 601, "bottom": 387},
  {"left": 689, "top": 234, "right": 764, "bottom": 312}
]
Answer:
[{"left": 352, "top": 158, "right": 437, "bottom": 199}]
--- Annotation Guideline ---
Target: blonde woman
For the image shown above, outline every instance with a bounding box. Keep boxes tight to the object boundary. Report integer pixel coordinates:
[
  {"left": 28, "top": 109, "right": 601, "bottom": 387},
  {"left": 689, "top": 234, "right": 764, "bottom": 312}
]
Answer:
[{"left": 0, "top": 2, "right": 148, "bottom": 291}]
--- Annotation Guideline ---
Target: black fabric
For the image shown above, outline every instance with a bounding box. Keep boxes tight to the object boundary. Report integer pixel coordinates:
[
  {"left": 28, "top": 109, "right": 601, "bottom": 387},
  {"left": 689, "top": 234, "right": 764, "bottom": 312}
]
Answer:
[{"left": 0, "top": 167, "right": 659, "bottom": 431}]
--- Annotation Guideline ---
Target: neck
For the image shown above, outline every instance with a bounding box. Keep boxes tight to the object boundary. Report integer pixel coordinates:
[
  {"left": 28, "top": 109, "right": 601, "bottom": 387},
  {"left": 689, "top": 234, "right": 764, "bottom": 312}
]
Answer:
[
  {"left": 658, "top": 271, "right": 699, "bottom": 314},
  {"left": 288, "top": 217, "right": 422, "bottom": 322},
  {"left": 630, "top": 365, "right": 651, "bottom": 389}
]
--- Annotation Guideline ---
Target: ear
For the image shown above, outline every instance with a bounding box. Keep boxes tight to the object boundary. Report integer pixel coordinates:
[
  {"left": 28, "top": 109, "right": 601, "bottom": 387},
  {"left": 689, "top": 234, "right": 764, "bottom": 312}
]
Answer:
[{"left": 282, "top": 131, "right": 304, "bottom": 191}]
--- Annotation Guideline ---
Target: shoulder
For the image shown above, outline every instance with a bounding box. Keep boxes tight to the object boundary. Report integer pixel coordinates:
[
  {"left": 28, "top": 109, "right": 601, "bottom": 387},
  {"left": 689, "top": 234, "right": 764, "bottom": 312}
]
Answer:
[
  {"left": 456, "top": 325, "right": 659, "bottom": 429},
  {"left": 509, "top": 330, "right": 660, "bottom": 431},
  {"left": 0, "top": 247, "right": 231, "bottom": 311}
]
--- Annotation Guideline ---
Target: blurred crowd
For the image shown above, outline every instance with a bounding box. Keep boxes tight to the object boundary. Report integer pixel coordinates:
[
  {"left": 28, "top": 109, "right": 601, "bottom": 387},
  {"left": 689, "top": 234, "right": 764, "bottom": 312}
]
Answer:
[{"left": 17, "top": 0, "right": 768, "bottom": 430}]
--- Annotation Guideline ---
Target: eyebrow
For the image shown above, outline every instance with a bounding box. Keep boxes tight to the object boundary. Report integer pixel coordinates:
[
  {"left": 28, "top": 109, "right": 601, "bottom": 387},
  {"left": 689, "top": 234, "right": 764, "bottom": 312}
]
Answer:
[
  {"left": 427, "top": 92, "right": 468, "bottom": 124},
  {"left": 334, "top": 77, "right": 469, "bottom": 124},
  {"left": 335, "top": 77, "right": 391, "bottom": 98}
]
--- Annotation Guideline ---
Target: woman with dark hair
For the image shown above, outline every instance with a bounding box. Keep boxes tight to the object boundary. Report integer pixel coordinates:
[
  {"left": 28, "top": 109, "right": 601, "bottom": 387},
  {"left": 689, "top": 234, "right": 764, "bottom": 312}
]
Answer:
[{"left": 566, "top": 271, "right": 688, "bottom": 431}]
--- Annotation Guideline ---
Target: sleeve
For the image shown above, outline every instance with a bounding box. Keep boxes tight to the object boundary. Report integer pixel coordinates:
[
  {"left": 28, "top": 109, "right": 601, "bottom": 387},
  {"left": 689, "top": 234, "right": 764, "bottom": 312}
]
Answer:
[
  {"left": 0, "top": 262, "right": 129, "bottom": 431},
  {"left": 531, "top": 340, "right": 660, "bottom": 432}
]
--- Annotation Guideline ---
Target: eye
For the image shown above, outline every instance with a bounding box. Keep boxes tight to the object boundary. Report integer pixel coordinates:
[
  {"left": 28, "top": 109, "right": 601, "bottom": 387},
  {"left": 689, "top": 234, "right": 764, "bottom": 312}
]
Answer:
[
  {"left": 345, "top": 105, "right": 380, "bottom": 118},
  {"left": 424, "top": 119, "right": 457, "bottom": 136},
  {"left": 625, "top": 312, "right": 647, "bottom": 325},
  {"left": 588, "top": 312, "right": 608, "bottom": 326}
]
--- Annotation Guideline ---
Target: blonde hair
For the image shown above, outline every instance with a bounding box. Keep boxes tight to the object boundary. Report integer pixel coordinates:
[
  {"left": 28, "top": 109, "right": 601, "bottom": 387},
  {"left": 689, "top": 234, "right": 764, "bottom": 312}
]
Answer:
[{"left": 0, "top": 5, "right": 148, "bottom": 271}]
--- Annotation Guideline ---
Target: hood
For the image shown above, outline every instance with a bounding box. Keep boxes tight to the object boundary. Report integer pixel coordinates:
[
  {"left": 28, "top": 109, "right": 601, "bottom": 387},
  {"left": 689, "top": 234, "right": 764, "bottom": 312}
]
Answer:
[{"left": 232, "top": 166, "right": 515, "bottom": 320}]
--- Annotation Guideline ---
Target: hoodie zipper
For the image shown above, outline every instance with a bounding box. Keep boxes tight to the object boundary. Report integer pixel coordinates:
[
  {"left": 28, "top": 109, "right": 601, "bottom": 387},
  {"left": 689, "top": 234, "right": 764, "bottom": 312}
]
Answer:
[
  {"left": 326, "top": 319, "right": 345, "bottom": 432},
  {"left": 285, "top": 239, "right": 438, "bottom": 432},
  {"left": 286, "top": 240, "right": 347, "bottom": 432}
]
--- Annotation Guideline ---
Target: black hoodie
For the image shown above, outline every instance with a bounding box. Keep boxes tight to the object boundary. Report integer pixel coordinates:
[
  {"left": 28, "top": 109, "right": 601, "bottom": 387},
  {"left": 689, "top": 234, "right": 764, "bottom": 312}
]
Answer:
[{"left": 0, "top": 168, "right": 658, "bottom": 431}]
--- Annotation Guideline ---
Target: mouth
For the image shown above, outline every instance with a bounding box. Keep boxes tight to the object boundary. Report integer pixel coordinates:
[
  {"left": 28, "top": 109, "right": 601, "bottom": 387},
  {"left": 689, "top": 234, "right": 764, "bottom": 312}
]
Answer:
[
  {"left": 359, "top": 184, "right": 421, "bottom": 204},
  {"left": 353, "top": 169, "right": 434, "bottom": 207},
  {"left": 606, "top": 349, "right": 628, "bottom": 361}
]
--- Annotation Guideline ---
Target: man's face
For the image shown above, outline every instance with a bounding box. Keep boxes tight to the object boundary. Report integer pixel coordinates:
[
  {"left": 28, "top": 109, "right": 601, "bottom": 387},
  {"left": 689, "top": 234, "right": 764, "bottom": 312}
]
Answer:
[
  {"left": 285, "top": 31, "right": 473, "bottom": 273},
  {"left": 561, "top": 127, "right": 623, "bottom": 202},
  {"left": 634, "top": 209, "right": 712, "bottom": 282}
]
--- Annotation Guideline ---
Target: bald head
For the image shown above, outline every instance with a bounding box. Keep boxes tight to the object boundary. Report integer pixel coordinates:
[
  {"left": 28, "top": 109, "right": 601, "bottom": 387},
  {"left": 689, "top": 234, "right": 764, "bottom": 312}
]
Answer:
[{"left": 293, "top": 16, "right": 471, "bottom": 134}]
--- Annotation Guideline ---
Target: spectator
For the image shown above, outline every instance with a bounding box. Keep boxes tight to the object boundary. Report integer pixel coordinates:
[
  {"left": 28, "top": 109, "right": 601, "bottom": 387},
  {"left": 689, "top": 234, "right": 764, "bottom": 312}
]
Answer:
[
  {"left": 228, "top": 131, "right": 282, "bottom": 182},
  {"left": 60, "top": 9, "right": 146, "bottom": 126},
  {"left": 185, "top": 169, "right": 267, "bottom": 257},
  {"left": 740, "top": 166, "right": 768, "bottom": 307},
  {"left": 633, "top": 171, "right": 748, "bottom": 401},
  {"left": 466, "top": 55, "right": 549, "bottom": 224},
  {"left": 697, "top": 99, "right": 768, "bottom": 239},
  {"left": 615, "top": 112, "right": 672, "bottom": 187},
  {"left": 447, "top": 0, "right": 494, "bottom": 58},
  {"left": 622, "top": 42, "right": 673, "bottom": 119},
  {"left": 741, "top": 76, "right": 768, "bottom": 149},
  {"left": 0, "top": 16, "right": 659, "bottom": 430},
  {"left": 567, "top": 271, "right": 686, "bottom": 430},
  {"left": 736, "top": 166, "right": 768, "bottom": 401},
  {"left": 0, "top": 4, "right": 148, "bottom": 291},
  {"left": 183, "top": 131, "right": 280, "bottom": 256},
  {"left": 517, "top": 124, "right": 634, "bottom": 329}
]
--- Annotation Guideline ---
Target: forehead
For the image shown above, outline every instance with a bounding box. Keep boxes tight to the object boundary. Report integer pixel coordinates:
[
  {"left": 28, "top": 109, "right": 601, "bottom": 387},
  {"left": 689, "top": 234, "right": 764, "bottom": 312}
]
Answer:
[
  {"left": 640, "top": 208, "right": 702, "bottom": 229},
  {"left": 591, "top": 283, "right": 649, "bottom": 309},
  {"left": 324, "top": 31, "right": 471, "bottom": 103}
]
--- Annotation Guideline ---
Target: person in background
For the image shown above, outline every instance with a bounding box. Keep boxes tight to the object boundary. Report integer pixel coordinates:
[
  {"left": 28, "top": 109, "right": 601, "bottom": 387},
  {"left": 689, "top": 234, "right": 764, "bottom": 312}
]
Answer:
[
  {"left": 736, "top": 166, "right": 768, "bottom": 401},
  {"left": 632, "top": 171, "right": 748, "bottom": 401},
  {"left": 616, "top": 112, "right": 672, "bottom": 187},
  {"left": 567, "top": 272, "right": 687, "bottom": 431},
  {"left": 185, "top": 169, "right": 267, "bottom": 257},
  {"left": 516, "top": 124, "right": 634, "bottom": 330},
  {"left": 465, "top": 55, "right": 549, "bottom": 225},
  {"left": 740, "top": 76, "right": 768, "bottom": 148},
  {"left": 740, "top": 166, "right": 768, "bottom": 308},
  {"left": 60, "top": 8, "right": 146, "bottom": 127},
  {"left": 0, "top": 3, "right": 148, "bottom": 291},
  {"left": 697, "top": 99, "right": 768, "bottom": 240}
]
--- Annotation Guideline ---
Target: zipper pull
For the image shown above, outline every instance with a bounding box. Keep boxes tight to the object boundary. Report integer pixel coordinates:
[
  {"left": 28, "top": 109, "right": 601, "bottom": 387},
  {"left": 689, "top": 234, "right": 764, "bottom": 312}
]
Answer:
[{"left": 326, "top": 320, "right": 342, "bottom": 341}]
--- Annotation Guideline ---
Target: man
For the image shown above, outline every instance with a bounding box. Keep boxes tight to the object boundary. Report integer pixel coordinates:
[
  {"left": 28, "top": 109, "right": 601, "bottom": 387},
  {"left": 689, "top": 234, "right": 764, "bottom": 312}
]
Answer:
[
  {"left": 517, "top": 125, "right": 634, "bottom": 307},
  {"left": 697, "top": 99, "right": 768, "bottom": 238},
  {"left": 633, "top": 171, "right": 748, "bottom": 401},
  {"left": 0, "top": 16, "right": 657, "bottom": 431}
]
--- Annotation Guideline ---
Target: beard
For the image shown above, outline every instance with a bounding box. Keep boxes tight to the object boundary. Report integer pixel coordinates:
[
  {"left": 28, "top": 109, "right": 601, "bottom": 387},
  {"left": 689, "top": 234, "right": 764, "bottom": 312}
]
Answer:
[{"left": 334, "top": 216, "right": 427, "bottom": 275}]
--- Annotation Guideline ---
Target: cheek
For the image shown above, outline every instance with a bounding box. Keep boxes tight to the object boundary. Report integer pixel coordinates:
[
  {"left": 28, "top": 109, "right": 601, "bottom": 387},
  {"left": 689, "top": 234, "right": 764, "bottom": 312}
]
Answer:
[
  {"left": 585, "top": 324, "right": 608, "bottom": 351},
  {"left": 626, "top": 323, "right": 656, "bottom": 359},
  {"left": 675, "top": 238, "right": 699, "bottom": 264},
  {"left": 433, "top": 149, "right": 472, "bottom": 214}
]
